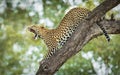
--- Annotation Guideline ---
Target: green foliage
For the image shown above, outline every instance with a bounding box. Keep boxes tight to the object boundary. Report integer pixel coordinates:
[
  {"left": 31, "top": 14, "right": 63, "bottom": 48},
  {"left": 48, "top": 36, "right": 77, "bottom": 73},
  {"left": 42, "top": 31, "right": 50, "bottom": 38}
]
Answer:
[{"left": 0, "top": 0, "right": 120, "bottom": 75}]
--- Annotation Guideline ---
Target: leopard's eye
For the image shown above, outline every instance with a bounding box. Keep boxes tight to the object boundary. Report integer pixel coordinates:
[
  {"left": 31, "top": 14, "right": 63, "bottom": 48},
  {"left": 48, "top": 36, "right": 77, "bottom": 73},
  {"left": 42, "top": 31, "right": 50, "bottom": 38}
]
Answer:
[{"left": 41, "top": 26, "right": 44, "bottom": 29}]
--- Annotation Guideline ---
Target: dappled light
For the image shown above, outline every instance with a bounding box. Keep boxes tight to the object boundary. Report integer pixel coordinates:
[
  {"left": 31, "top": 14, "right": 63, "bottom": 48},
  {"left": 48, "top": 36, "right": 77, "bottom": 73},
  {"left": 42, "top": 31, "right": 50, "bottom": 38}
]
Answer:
[{"left": 0, "top": 0, "right": 120, "bottom": 75}]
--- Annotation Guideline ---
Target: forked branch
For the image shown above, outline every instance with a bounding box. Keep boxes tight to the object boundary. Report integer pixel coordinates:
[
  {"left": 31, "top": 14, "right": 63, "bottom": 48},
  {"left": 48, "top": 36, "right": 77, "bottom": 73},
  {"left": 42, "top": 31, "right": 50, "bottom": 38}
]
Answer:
[{"left": 36, "top": 0, "right": 120, "bottom": 75}]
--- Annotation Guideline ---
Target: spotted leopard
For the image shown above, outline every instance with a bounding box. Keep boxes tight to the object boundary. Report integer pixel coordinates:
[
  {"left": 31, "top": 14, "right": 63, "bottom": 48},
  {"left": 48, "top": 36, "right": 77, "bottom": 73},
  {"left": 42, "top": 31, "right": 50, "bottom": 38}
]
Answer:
[{"left": 28, "top": 7, "right": 110, "bottom": 59}]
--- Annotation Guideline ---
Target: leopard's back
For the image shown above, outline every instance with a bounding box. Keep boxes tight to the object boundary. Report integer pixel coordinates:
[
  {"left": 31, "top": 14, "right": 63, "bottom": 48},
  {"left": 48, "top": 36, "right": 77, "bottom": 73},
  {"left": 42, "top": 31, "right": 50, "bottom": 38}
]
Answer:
[{"left": 55, "top": 8, "right": 90, "bottom": 46}]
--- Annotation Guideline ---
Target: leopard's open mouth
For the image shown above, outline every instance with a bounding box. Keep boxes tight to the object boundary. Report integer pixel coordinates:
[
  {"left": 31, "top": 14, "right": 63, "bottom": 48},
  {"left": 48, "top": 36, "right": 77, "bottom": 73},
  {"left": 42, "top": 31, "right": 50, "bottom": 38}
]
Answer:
[{"left": 28, "top": 27, "right": 39, "bottom": 39}]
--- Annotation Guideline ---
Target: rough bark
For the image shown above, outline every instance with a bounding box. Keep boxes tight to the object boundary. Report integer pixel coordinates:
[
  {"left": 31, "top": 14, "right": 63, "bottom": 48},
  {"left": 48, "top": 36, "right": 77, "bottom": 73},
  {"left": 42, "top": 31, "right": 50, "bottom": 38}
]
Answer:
[{"left": 36, "top": 0, "right": 120, "bottom": 75}]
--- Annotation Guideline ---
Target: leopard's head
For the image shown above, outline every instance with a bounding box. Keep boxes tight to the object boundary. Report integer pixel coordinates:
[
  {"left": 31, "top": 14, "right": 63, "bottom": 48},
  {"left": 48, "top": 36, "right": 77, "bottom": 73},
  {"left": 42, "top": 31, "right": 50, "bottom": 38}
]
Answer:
[{"left": 28, "top": 25, "right": 47, "bottom": 39}]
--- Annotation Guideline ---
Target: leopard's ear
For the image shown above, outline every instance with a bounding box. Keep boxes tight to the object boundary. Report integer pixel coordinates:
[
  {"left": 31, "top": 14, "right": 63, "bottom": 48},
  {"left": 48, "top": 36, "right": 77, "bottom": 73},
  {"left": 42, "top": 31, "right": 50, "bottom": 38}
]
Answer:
[
  {"left": 40, "top": 23, "right": 46, "bottom": 27},
  {"left": 41, "top": 26, "right": 44, "bottom": 29}
]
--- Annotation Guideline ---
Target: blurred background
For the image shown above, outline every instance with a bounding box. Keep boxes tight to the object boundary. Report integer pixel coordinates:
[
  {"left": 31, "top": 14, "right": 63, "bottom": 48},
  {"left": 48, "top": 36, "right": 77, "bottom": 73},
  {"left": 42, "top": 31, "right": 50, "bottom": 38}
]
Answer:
[{"left": 0, "top": 0, "right": 120, "bottom": 75}]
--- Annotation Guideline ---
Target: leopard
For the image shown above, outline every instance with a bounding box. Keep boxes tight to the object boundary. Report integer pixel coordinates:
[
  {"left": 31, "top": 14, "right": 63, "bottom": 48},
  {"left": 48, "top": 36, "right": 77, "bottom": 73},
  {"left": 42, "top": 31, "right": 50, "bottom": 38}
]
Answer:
[{"left": 28, "top": 7, "right": 110, "bottom": 59}]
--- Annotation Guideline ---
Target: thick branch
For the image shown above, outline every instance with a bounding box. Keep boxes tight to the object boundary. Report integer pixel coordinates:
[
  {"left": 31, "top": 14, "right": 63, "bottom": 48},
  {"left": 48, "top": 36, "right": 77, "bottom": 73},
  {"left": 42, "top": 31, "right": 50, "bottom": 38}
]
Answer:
[
  {"left": 36, "top": 0, "right": 120, "bottom": 75},
  {"left": 37, "top": 20, "right": 120, "bottom": 75},
  {"left": 85, "top": 20, "right": 120, "bottom": 47},
  {"left": 87, "top": 0, "right": 120, "bottom": 21}
]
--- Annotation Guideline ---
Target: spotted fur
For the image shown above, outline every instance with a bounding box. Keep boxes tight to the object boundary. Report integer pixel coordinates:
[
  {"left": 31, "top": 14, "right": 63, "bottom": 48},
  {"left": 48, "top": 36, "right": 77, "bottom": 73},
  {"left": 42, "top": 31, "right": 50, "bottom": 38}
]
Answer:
[{"left": 28, "top": 7, "right": 109, "bottom": 59}]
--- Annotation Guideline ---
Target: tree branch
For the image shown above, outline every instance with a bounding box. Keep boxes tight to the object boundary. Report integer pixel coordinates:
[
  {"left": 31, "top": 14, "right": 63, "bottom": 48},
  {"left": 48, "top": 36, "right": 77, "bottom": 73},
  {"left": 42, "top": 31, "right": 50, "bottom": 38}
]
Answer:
[{"left": 36, "top": 0, "right": 120, "bottom": 75}]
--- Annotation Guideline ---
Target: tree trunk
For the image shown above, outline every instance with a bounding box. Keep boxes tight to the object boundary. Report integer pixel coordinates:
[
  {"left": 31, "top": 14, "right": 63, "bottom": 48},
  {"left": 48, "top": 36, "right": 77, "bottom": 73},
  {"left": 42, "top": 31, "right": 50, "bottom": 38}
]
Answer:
[{"left": 36, "top": 0, "right": 120, "bottom": 75}]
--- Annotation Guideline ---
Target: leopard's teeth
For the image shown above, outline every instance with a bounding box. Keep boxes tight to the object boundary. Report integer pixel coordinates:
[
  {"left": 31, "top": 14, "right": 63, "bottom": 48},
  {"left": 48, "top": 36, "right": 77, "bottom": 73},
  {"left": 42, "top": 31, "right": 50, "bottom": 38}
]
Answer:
[{"left": 34, "top": 34, "right": 38, "bottom": 40}]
